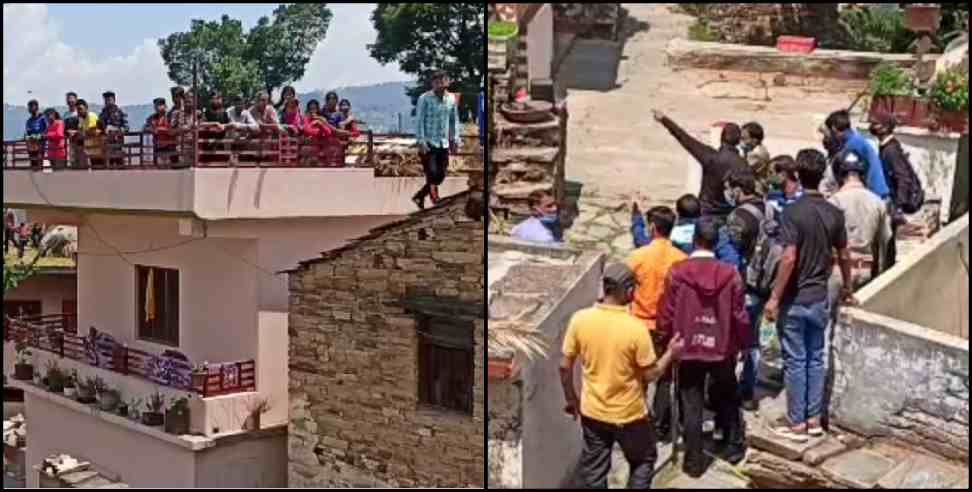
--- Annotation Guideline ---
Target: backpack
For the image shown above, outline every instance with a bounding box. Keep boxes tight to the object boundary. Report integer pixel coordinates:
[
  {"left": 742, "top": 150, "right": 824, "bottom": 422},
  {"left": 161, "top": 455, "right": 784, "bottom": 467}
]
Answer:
[
  {"left": 885, "top": 142, "right": 925, "bottom": 214},
  {"left": 736, "top": 202, "right": 784, "bottom": 298}
]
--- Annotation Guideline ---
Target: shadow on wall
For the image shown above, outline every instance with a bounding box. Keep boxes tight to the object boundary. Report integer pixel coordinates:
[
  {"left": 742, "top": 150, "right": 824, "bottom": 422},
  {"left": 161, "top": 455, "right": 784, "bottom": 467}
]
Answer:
[{"left": 555, "top": 8, "right": 650, "bottom": 92}]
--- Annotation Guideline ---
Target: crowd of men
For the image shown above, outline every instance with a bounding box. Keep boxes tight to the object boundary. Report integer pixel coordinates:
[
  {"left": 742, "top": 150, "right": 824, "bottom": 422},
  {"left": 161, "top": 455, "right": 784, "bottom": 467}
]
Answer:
[
  {"left": 510, "top": 106, "right": 925, "bottom": 485},
  {"left": 19, "top": 85, "right": 367, "bottom": 170}
]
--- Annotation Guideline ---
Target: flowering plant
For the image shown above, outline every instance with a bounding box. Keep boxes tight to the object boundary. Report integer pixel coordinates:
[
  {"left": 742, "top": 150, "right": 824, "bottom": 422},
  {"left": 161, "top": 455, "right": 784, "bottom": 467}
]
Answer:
[{"left": 930, "top": 65, "right": 970, "bottom": 111}]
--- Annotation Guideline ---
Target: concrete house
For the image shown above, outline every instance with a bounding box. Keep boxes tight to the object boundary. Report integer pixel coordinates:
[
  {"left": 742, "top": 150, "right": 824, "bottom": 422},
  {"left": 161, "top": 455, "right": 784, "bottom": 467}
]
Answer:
[
  {"left": 286, "top": 191, "right": 485, "bottom": 488},
  {"left": 3, "top": 143, "right": 468, "bottom": 487}
]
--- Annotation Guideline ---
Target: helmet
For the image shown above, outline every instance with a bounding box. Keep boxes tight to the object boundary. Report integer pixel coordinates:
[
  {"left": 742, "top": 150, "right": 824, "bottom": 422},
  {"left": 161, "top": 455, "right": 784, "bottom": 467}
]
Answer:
[{"left": 834, "top": 148, "right": 867, "bottom": 176}]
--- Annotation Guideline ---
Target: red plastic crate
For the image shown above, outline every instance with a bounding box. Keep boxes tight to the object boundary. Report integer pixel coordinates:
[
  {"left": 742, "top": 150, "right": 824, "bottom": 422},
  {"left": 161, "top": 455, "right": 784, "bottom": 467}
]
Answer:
[{"left": 777, "top": 36, "right": 816, "bottom": 54}]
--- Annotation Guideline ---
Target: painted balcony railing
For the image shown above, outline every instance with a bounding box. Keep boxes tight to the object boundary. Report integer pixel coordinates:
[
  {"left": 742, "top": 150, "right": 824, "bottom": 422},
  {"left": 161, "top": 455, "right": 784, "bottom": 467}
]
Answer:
[
  {"left": 5, "top": 314, "right": 255, "bottom": 398},
  {"left": 2, "top": 128, "right": 480, "bottom": 170}
]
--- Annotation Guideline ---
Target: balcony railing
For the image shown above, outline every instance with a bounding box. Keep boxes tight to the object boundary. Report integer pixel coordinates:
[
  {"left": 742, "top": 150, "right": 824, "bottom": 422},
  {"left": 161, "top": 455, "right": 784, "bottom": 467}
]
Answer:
[
  {"left": 4, "top": 314, "right": 255, "bottom": 398},
  {"left": 3, "top": 128, "right": 480, "bottom": 170}
]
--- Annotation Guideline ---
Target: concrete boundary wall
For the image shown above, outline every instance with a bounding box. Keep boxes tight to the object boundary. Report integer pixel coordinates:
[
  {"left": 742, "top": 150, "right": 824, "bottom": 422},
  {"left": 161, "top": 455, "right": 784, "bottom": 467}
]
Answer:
[{"left": 666, "top": 38, "right": 938, "bottom": 79}]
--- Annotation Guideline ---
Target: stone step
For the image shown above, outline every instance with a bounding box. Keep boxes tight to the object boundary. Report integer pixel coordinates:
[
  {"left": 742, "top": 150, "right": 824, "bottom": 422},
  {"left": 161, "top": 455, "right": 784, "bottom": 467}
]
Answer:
[
  {"left": 60, "top": 470, "right": 100, "bottom": 486},
  {"left": 744, "top": 412, "right": 826, "bottom": 461},
  {"left": 875, "top": 453, "right": 967, "bottom": 489},
  {"left": 820, "top": 449, "right": 898, "bottom": 489},
  {"left": 491, "top": 147, "right": 559, "bottom": 164}
]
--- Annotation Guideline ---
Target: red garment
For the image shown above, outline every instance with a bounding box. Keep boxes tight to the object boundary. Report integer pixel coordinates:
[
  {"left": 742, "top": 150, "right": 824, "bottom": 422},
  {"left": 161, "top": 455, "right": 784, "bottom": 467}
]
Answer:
[
  {"left": 45, "top": 120, "right": 66, "bottom": 159},
  {"left": 656, "top": 256, "right": 751, "bottom": 362},
  {"left": 346, "top": 119, "right": 361, "bottom": 139},
  {"left": 303, "top": 117, "right": 333, "bottom": 139}
]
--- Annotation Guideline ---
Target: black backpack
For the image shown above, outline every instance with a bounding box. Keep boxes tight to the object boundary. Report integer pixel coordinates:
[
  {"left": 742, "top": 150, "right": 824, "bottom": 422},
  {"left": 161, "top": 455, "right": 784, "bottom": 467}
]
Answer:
[
  {"left": 882, "top": 141, "right": 925, "bottom": 214},
  {"left": 734, "top": 202, "right": 784, "bottom": 298}
]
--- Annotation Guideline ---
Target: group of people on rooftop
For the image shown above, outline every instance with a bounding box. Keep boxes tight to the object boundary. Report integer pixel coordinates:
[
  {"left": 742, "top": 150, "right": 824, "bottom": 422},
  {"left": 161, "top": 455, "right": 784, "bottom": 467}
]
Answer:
[
  {"left": 511, "top": 105, "right": 925, "bottom": 485},
  {"left": 20, "top": 85, "right": 363, "bottom": 169},
  {"left": 3, "top": 211, "right": 44, "bottom": 260}
]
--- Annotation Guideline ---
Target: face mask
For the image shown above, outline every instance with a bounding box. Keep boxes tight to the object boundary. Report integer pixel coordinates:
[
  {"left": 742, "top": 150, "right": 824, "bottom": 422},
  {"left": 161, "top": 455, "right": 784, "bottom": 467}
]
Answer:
[
  {"left": 539, "top": 212, "right": 559, "bottom": 225},
  {"left": 723, "top": 188, "right": 738, "bottom": 207},
  {"left": 739, "top": 142, "right": 754, "bottom": 154}
]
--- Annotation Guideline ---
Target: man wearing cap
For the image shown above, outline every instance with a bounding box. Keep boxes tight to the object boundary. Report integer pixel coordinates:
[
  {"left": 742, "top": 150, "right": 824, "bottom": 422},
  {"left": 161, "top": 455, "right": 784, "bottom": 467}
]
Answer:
[
  {"left": 560, "top": 263, "right": 684, "bottom": 489},
  {"left": 869, "top": 111, "right": 923, "bottom": 269},
  {"left": 99, "top": 91, "right": 129, "bottom": 168},
  {"left": 828, "top": 149, "right": 892, "bottom": 291}
]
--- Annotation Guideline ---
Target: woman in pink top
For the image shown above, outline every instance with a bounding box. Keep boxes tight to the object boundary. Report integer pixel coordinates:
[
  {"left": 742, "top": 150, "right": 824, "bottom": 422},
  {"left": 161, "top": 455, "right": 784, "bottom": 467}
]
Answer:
[
  {"left": 280, "top": 98, "right": 304, "bottom": 136},
  {"left": 44, "top": 108, "right": 67, "bottom": 169}
]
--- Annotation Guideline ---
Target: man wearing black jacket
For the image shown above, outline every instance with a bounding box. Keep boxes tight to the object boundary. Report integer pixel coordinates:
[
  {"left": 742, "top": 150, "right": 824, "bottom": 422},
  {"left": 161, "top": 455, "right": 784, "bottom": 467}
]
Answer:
[
  {"left": 869, "top": 111, "right": 920, "bottom": 269},
  {"left": 652, "top": 110, "right": 749, "bottom": 219}
]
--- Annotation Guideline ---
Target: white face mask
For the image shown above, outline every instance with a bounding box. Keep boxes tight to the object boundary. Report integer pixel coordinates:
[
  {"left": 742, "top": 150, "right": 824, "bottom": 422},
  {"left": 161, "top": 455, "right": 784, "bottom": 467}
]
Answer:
[{"left": 724, "top": 187, "right": 738, "bottom": 207}]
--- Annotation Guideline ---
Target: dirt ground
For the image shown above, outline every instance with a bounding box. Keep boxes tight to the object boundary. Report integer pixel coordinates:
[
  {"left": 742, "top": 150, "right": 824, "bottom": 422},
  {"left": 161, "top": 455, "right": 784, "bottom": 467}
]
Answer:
[{"left": 561, "top": 3, "right": 867, "bottom": 258}]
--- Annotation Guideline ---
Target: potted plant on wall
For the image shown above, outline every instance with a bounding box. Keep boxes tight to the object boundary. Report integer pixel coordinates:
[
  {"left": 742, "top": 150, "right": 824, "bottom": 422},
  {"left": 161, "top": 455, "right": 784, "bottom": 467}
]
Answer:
[
  {"left": 164, "top": 395, "right": 192, "bottom": 435},
  {"left": 63, "top": 370, "right": 78, "bottom": 398},
  {"left": 930, "top": 65, "right": 969, "bottom": 133},
  {"left": 869, "top": 63, "right": 913, "bottom": 123},
  {"left": 98, "top": 386, "right": 121, "bottom": 412},
  {"left": 142, "top": 390, "right": 165, "bottom": 427},
  {"left": 76, "top": 375, "right": 97, "bottom": 404},
  {"left": 45, "top": 360, "right": 66, "bottom": 394},
  {"left": 13, "top": 342, "right": 34, "bottom": 381},
  {"left": 242, "top": 397, "right": 271, "bottom": 431}
]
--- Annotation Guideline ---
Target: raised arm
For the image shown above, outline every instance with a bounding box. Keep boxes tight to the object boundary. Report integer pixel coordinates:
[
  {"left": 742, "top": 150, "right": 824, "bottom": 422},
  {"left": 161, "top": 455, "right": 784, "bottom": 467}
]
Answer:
[{"left": 653, "top": 110, "right": 717, "bottom": 169}]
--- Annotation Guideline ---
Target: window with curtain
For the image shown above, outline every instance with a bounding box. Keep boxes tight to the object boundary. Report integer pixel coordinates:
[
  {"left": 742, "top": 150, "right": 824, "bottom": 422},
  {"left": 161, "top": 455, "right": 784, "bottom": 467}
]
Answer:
[
  {"left": 417, "top": 316, "right": 474, "bottom": 415},
  {"left": 136, "top": 265, "right": 180, "bottom": 346}
]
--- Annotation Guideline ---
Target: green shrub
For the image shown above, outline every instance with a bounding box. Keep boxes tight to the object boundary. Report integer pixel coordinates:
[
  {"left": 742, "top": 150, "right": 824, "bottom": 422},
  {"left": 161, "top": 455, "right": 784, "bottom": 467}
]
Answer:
[
  {"left": 840, "top": 7, "right": 916, "bottom": 54},
  {"left": 869, "top": 63, "right": 914, "bottom": 97},
  {"left": 688, "top": 19, "right": 720, "bottom": 42},
  {"left": 930, "top": 65, "right": 969, "bottom": 111}
]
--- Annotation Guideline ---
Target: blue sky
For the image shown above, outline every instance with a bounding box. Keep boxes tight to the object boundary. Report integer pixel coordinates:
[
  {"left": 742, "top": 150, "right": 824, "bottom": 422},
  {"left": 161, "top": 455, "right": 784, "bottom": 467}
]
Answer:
[{"left": 3, "top": 3, "right": 410, "bottom": 105}]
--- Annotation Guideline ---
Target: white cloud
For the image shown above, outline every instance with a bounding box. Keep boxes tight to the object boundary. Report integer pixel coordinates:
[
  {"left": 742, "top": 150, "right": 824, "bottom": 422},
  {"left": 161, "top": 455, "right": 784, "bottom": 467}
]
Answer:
[
  {"left": 295, "top": 3, "right": 412, "bottom": 92},
  {"left": 3, "top": 4, "right": 171, "bottom": 106},
  {"left": 3, "top": 4, "right": 409, "bottom": 106}
]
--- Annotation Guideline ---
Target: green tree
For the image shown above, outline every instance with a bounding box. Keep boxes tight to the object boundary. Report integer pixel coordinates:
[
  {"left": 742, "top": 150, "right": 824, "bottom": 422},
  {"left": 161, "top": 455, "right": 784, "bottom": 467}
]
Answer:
[
  {"left": 369, "top": 3, "right": 484, "bottom": 122},
  {"left": 158, "top": 4, "right": 333, "bottom": 106},
  {"left": 4, "top": 246, "right": 49, "bottom": 295}
]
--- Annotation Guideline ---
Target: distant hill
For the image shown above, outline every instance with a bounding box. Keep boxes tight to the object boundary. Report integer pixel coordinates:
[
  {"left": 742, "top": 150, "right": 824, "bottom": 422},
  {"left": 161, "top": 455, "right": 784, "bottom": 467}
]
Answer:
[{"left": 4, "top": 81, "right": 418, "bottom": 140}]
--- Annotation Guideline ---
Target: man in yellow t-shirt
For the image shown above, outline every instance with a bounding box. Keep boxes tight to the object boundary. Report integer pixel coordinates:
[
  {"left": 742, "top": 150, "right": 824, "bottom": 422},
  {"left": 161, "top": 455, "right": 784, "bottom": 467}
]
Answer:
[
  {"left": 561, "top": 262, "right": 684, "bottom": 489},
  {"left": 73, "top": 99, "right": 101, "bottom": 167},
  {"left": 625, "top": 205, "right": 687, "bottom": 445}
]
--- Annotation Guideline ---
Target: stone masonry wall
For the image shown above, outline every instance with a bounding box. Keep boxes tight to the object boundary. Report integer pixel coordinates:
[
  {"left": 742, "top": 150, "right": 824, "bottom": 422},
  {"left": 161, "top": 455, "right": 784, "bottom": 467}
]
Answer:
[
  {"left": 487, "top": 378, "right": 523, "bottom": 488},
  {"left": 288, "top": 199, "right": 485, "bottom": 488},
  {"left": 830, "top": 310, "right": 970, "bottom": 462},
  {"left": 686, "top": 3, "right": 848, "bottom": 49}
]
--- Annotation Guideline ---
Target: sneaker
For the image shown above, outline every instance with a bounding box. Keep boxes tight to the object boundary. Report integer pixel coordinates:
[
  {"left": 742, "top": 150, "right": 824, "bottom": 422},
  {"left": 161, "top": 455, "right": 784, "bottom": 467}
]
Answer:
[
  {"left": 702, "top": 420, "right": 716, "bottom": 434},
  {"left": 771, "top": 423, "right": 810, "bottom": 442},
  {"left": 718, "top": 444, "right": 748, "bottom": 465},
  {"left": 807, "top": 417, "right": 826, "bottom": 437},
  {"left": 412, "top": 196, "right": 425, "bottom": 210}
]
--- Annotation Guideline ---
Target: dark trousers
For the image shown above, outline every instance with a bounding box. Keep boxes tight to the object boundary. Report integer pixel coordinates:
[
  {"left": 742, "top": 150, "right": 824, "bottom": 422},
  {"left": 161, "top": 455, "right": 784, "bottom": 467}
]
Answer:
[
  {"left": 650, "top": 333, "right": 677, "bottom": 440},
  {"left": 415, "top": 146, "right": 450, "bottom": 202},
  {"left": 579, "top": 416, "right": 658, "bottom": 489},
  {"left": 679, "top": 359, "right": 744, "bottom": 471}
]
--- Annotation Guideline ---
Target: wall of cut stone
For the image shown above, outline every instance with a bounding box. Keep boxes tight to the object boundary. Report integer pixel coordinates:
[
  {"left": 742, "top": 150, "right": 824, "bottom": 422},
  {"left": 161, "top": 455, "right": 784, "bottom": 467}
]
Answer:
[
  {"left": 830, "top": 309, "right": 970, "bottom": 462},
  {"left": 684, "top": 3, "right": 848, "bottom": 49},
  {"left": 288, "top": 200, "right": 484, "bottom": 488}
]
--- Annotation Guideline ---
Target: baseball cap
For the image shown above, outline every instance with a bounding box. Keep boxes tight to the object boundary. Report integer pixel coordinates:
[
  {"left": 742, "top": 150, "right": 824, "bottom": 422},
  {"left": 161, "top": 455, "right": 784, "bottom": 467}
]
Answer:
[{"left": 603, "top": 262, "right": 636, "bottom": 290}]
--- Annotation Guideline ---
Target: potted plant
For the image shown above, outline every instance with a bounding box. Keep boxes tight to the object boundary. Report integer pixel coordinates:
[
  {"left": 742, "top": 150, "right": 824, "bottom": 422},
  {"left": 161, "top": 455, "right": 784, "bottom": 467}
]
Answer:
[
  {"left": 63, "top": 370, "right": 78, "bottom": 398},
  {"left": 98, "top": 387, "right": 121, "bottom": 412},
  {"left": 191, "top": 362, "right": 209, "bottom": 391},
  {"left": 124, "top": 397, "right": 143, "bottom": 420},
  {"left": 869, "top": 63, "right": 913, "bottom": 122},
  {"left": 242, "top": 397, "right": 271, "bottom": 431},
  {"left": 164, "top": 395, "right": 192, "bottom": 435},
  {"left": 45, "top": 360, "right": 66, "bottom": 394},
  {"left": 142, "top": 390, "right": 165, "bottom": 427},
  {"left": 930, "top": 65, "right": 969, "bottom": 133},
  {"left": 488, "top": 20, "right": 519, "bottom": 42},
  {"left": 91, "top": 376, "right": 107, "bottom": 404},
  {"left": 13, "top": 343, "right": 34, "bottom": 381},
  {"left": 76, "top": 375, "right": 97, "bottom": 404}
]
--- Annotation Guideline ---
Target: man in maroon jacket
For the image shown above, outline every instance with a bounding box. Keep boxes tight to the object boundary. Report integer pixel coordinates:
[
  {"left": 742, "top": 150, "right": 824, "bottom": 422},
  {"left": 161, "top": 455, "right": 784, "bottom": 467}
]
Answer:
[{"left": 657, "top": 217, "right": 752, "bottom": 477}]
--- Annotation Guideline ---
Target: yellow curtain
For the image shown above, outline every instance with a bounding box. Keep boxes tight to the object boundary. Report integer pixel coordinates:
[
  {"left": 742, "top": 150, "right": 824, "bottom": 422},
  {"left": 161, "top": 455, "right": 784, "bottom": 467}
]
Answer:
[{"left": 145, "top": 267, "right": 156, "bottom": 323}]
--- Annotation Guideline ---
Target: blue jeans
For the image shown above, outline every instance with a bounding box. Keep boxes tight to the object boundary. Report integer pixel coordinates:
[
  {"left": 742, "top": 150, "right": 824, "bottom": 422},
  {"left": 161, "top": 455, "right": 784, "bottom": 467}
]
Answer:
[
  {"left": 776, "top": 300, "right": 829, "bottom": 426},
  {"left": 739, "top": 294, "right": 765, "bottom": 399}
]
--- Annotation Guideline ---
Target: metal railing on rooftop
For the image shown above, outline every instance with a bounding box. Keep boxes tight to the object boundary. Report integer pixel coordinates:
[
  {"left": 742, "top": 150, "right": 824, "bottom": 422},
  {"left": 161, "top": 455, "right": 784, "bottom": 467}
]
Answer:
[{"left": 3, "top": 127, "right": 480, "bottom": 170}]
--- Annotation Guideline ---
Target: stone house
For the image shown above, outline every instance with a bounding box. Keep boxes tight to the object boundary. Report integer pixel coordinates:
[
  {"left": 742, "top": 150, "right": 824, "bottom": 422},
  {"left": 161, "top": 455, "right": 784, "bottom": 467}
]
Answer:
[{"left": 286, "top": 191, "right": 485, "bottom": 488}]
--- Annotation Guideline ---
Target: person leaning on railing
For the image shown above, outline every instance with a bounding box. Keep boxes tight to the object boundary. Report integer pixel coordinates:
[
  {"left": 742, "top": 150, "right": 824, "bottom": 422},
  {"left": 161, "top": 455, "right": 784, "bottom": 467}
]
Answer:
[
  {"left": 25, "top": 99, "right": 47, "bottom": 170},
  {"left": 43, "top": 108, "right": 67, "bottom": 169},
  {"left": 71, "top": 99, "right": 99, "bottom": 168},
  {"left": 144, "top": 97, "right": 179, "bottom": 167},
  {"left": 99, "top": 91, "right": 129, "bottom": 169},
  {"left": 169, "top": 96, "right": 202, "bottom": 168},
  {"left": 198, "top": 91, "right": 233, "bottom": 165}
]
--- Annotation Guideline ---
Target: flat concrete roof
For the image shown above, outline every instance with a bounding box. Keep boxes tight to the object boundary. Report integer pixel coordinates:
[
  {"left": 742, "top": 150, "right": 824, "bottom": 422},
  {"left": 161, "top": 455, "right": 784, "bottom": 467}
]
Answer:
[{"left": 488, "top": 235, "right": 602, "bottom": 359}]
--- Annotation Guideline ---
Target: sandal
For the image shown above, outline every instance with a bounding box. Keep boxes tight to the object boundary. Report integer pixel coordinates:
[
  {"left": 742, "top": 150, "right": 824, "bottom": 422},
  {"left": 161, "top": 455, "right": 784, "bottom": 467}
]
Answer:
[{"left": 771, "top": 418, "right": 809, "bottom": 442}]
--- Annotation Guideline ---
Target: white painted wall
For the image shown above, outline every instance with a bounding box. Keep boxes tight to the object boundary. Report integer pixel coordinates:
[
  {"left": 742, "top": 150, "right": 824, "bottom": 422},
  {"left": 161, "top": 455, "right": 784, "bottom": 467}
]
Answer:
[{"left": 527, "top": 4, "right": 555, "bottom": 82}]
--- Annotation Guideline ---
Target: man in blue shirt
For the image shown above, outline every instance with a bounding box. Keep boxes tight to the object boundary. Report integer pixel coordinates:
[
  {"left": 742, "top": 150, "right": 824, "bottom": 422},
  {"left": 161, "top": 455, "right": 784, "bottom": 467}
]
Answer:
[
  {"left": 511, "top": 190, "right": 562, "bottom": 244},
  {"left": 413, "top": 70, "right": 461, "bottom": 210},
  {"left": 631, "top": 193, "right": 700, "bottom": 254},
  {"left": 823, "top": 110, "right": 890, "bottom": 199},
  {"left": 25, "top": 99, "right": 48, "bottom": 169}
]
